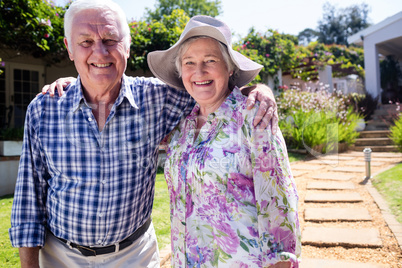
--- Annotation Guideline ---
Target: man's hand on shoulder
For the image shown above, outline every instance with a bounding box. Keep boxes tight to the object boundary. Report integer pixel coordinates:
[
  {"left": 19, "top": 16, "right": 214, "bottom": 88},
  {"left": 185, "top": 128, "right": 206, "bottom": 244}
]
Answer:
[
  {"left": 241, "top": 84, "right": 278, "bottom": 134},
  {"left": 42, "top": 77, "right": 76, "bottom": 97}
]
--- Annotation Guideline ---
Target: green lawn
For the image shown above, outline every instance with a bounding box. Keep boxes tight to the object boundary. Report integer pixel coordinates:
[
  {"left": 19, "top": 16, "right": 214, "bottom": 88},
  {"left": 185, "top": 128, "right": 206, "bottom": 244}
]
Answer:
[
  {"left": 372, "top": 163, "right": 402, "bottom": 224},
  {"left": 288, "top": 152, "right": 307, "bottom": 163},
  {"left": 152, "top": 173, "right": 171, "bottom": 250},
  {"left": 0, "top": 195, "right": 19, "bottom": 268}
]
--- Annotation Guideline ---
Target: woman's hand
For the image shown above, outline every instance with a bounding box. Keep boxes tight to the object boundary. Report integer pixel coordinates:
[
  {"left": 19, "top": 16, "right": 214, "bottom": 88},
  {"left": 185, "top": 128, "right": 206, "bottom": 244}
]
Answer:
[
  {"left": 242, "top": 84, "right": 278, "bottom": 134},
  {"left": 41, "top": 77, "right": 76, "bottom": 97}
]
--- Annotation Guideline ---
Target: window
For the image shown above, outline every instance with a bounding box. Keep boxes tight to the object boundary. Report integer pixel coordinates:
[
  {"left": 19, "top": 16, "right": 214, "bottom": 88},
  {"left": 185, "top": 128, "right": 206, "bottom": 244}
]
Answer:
[
  {"left": 13, "top": 68, "right": 41, "bottom": 127},
  {"left": 1, "top": 63, "right": 44, "bottom": 128},
  {"left": 0, "top": 67, "right": 6, "bottom": 127}
]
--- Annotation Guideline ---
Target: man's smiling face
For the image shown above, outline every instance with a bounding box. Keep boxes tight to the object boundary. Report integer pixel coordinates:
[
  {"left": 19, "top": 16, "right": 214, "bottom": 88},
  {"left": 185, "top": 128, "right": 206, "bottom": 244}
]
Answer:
[{"left": 64, "top": 8, "right": 130, "bottom": 93}]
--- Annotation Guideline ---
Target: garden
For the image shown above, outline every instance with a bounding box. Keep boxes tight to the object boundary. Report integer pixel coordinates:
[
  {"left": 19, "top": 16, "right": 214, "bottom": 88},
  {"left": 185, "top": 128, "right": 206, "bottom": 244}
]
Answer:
[{"left": 1, "top": 1, "right": 402, "bottom": 266}]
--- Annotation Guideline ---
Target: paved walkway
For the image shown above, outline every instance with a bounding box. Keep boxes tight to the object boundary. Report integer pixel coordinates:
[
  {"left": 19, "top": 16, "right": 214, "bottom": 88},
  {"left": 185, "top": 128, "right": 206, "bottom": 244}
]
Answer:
[{"left": 160, "top": 151, "right": 402, "bottom": 267}]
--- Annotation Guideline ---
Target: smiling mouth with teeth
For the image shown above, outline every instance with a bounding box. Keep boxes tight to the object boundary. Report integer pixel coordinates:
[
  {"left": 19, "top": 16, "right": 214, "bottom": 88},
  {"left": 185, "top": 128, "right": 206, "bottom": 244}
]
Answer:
[
  {"left": 194, "top": 80, "right": 212, "bottom": 85},
  {"left": 92, "top": 63, "right": 112, "bottom": 68}
]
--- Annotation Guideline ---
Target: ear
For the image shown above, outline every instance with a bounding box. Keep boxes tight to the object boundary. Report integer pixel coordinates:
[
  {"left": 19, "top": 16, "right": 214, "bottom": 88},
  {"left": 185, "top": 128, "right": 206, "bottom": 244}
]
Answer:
[{"left": 64, "top": 37, "right": 74, "bottom": 61}]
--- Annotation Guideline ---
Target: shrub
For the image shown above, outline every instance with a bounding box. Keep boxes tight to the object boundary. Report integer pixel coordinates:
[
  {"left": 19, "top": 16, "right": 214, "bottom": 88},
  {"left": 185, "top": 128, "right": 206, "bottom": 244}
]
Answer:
[
  {"left": 390, "top": 114, "right": 402, "bottom": 152},
  {"left": 0, "top": 127, "right": 24, "bottom": 141},
  {"left": 348, "top": 93, "right": 379, "bottom": 120},
  {"left": 279, "top": 108, "right": 361, "bottom": 154},
  {"left": 277, "top": 85, "right": 363, "bottom": 154}
]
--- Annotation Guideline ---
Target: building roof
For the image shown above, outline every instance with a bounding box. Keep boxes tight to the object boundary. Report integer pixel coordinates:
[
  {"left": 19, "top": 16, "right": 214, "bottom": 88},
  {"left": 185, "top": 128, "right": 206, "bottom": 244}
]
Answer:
[{"left": 348, "top": 11, "right": 402, "bottom": 45}]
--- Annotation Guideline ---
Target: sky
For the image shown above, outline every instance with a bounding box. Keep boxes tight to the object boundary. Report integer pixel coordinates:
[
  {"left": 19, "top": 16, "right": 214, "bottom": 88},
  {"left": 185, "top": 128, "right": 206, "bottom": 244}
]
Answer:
[{"left": 54, "top": 0, "right": 402, "bottom": 40}]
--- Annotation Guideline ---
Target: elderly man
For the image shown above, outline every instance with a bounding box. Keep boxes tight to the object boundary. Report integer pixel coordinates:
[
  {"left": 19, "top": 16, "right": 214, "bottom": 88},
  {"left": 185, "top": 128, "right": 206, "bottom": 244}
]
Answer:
[{"left": 9, "top": 0, "right": 277, "bottom": 267}]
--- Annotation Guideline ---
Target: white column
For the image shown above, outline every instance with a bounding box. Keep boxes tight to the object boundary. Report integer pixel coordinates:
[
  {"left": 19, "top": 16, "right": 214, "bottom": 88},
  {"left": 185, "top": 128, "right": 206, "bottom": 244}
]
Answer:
[
  {"left": 318, "top": 65, "right": 333, "bottom": 92},
  {"left": 364, "top": 42, "right": 381, "bottom": 99}
]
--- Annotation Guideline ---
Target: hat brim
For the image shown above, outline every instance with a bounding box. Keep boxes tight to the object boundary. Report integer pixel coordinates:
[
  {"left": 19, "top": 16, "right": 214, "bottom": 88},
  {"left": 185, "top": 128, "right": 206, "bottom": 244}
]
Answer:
[{"left": 147, "top": 26, "right": 262, "bottom": 91}]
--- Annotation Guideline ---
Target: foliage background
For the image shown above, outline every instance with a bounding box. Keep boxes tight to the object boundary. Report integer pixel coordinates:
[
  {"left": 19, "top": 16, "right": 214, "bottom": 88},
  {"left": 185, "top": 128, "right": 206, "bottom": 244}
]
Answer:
[{"left": 0, "top": 0, "right": 368, "bottom": 86}]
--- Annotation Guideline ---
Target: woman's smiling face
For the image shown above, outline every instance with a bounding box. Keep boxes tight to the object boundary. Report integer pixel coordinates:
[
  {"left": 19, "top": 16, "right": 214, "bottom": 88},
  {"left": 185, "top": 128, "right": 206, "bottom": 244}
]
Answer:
[{"left": 180, "top": 37, "right": 231, "bottom": 109}]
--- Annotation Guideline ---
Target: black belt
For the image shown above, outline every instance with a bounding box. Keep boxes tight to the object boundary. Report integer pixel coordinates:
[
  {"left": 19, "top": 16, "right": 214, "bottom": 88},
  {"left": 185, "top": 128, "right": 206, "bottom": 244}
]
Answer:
[{"left": 55, "top": 217, "right": 151, "bottom": 257}]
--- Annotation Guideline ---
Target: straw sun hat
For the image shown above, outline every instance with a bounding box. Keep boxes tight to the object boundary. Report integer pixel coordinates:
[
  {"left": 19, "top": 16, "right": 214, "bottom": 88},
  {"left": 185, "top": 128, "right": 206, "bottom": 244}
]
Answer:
[{"left": 147, "top": 15, "right": 263, "bottom": 91}]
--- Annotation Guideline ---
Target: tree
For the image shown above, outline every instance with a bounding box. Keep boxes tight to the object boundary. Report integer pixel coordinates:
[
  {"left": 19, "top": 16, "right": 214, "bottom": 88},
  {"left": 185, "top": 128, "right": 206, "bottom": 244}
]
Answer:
[
  {"left": 129, "top": 9, "right": 190, "bottom": 72},
  {"left": 0, "top": 0, "right": 67, "bottom": 63},
  {"left": 298, "top": 28, "right": 318, "bottom": 46},
  {"left": 145, "top": 0, "right": 222, "bottom": 21},
  {"left": 234, "top": 28, "right": 298, "bottom": 89},
  {"left": 316, "top": 2, "right": 370, "bottom": 45}
]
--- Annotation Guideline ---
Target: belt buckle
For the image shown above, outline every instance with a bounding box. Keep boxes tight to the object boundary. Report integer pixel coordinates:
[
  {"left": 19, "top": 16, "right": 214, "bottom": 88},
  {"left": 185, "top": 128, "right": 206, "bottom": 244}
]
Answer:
[{"left": 76, "top": 245, "right": 97, "bottom": 256}]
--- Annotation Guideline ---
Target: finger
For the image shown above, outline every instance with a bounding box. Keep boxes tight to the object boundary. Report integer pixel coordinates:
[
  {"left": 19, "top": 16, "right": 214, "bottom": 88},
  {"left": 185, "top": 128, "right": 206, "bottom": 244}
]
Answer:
[
  {"left": 253, "top": 103, "right": 268, "bottom": 127},
  {"left": 258, "top": 112, "right": 270, "bottom": 130},
  {"left": 246, "top": 91, "right": 258, "bottom": 110},
  {"left": 256, "top": 106, "right": 274, "bottom": 130},
  {"left": 271, "top": 109, "right": 279, "bottom": 135},
  {"left": 49, "top": 81, "right": 57, "bottom": 97},
  {"left": 56, "top": 82, "right": 65, "bottom": 97},
  {"left": 265, "top": 106, "right": 274, "bottom": 123},
  {"left": 271, "top": 110, "right": 279, "bottom": 135},
  {"left": 41, "top": 84, "right": 50, "bottom": 95}
]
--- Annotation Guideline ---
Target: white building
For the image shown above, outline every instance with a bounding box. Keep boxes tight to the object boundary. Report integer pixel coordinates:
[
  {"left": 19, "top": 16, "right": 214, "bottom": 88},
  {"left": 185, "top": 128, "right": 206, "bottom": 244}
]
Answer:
[{"left": 348, "top": 11, "right": 402, "bottom": 101}]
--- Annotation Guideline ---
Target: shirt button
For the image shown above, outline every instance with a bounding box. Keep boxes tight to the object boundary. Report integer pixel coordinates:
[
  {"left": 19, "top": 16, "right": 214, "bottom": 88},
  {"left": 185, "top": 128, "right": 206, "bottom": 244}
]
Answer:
[
  {"left": 97, "top": 239, "right": 102, "bottom": 244},
  {"left": 88, "top": 117, "right": 93, "bottom": 122},
  {"left": 99, "top": 213, "right": 104, "bottom": 217},
  {"left": 101, "top": 180, "right": 106, "bottom": 184}
]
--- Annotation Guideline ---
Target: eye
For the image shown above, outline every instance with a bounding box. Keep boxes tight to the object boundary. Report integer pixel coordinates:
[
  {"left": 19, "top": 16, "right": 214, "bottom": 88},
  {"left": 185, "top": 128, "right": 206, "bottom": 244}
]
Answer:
[
  {"left": 183, "top": 61, "right": 194, "bottom": 66},
  {"left": 206, "top": 59, "right": 218, "bottom": 64},
  {"left": 80, "top": 40, "right": 93, "bottom": 47},
  {"left": 104, "top": 39, "right": 118, "bottom": 46}
]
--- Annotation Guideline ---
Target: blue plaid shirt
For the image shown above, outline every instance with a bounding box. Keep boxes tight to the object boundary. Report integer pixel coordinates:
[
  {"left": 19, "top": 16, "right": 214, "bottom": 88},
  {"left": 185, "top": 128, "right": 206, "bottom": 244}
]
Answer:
[{"left": 9, "top": 75, "right": 194, "bottom": 248}]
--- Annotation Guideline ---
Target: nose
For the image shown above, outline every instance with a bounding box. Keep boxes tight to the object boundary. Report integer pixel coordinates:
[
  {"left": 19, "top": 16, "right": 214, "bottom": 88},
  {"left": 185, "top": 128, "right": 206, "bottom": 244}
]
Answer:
[
  {"left": 92, "top": 40, "right": 108, "bottom": 56},
  {"left": 194, "top": 63, "right": 207, "bottom": 75}
]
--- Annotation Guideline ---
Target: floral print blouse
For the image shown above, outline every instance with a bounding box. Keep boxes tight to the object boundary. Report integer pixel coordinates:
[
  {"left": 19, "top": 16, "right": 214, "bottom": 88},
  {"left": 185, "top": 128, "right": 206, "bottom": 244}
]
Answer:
[{"left": 164, "top": 87, "right": 301, "bottom": 267}]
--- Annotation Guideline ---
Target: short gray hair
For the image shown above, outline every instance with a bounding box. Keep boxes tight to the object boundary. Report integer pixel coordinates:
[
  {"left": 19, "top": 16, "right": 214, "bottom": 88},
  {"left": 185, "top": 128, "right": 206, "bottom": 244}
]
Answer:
[
  {"left": 174, "top": 36, "right": 238, "bottom": 79},
  {"left": 64, "top": 0, "right": 131, "bottom": 50}
]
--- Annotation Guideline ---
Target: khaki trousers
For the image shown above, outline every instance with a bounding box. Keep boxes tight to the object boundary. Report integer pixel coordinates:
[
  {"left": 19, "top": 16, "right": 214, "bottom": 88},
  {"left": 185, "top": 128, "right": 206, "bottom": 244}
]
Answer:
[{"left": 39, "top": 223, "right": 160, "bottom": 268}]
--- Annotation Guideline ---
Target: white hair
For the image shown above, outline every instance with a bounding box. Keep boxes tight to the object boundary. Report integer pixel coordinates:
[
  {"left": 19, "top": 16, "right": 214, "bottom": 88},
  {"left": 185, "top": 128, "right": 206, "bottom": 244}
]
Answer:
[
  {"left": 64, "top": 0, "right": 131, "bottom": 50},
  {"left": 175, "top": 36, "right": 237, "bottom": 79}
]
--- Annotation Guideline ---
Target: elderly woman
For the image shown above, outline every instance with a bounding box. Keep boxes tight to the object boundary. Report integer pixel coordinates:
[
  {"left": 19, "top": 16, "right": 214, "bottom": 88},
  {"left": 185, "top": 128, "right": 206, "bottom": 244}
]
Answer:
[{"left": 147, "top": 16, "right": 301, "bottom": 268}]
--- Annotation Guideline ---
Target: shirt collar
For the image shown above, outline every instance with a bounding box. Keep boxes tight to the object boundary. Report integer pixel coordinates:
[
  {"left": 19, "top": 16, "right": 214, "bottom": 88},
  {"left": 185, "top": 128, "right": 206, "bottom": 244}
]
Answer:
[{"left": 71, "top": 74, "right": 139, "bottom": 111}]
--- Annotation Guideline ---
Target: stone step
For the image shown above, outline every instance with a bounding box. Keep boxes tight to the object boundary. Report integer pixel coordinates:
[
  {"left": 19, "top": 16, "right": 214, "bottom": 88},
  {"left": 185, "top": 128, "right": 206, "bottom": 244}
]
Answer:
[
  {"left": 371, "top": 115, "right": 396, "bottom": 123},
  {"left": 319, "top": 155, "right": 356, "bottom": 161},
  {"left": 304, "top": 207, "right": 372, "bottom": 222},
  {"left": 352, "top": 145, "right": 399, "bottom": 153},
  {"left": 301, "top": 258, "right": 388, "bottom": 268},
  {"left": 304, "top": 192, "right": 363, "bottom": 203},
  {"left": 355, "top": 137, "right": 394, "bottom": 146},
  {"left": 307, "top": 160, "right": 341, "bottom": 166},
  {"left": 371, "top": 152, "right": 402, "bottom": 158},
  {"left": 292, "top": 170, "right": 308, "bottom": 177},
  {"left": 331, "top": 166, "right": 363, "bottom": 173},
  {"left": 302, "top": 227, "right": 382, "bottom": 248},
  {"left": 344, "top": 161, "right": 384, "bottom": 167},
  {"left": 290, "top": 164, "right": 326, "bottom": 171},
  {"left": 373, "top": 105, "right": 400, "bottom": 115},
  {"left": 364, "top": 123, "right": 391, "bottom": 131},
  {"left": 358, "top": 130, "right": 391, "bottom": 139},
  {"left": 312, "top": 173, "right": 355, "bottom": 181},
  {"left": 307, "top": 181, "right": 355, "bottom": 190}
]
